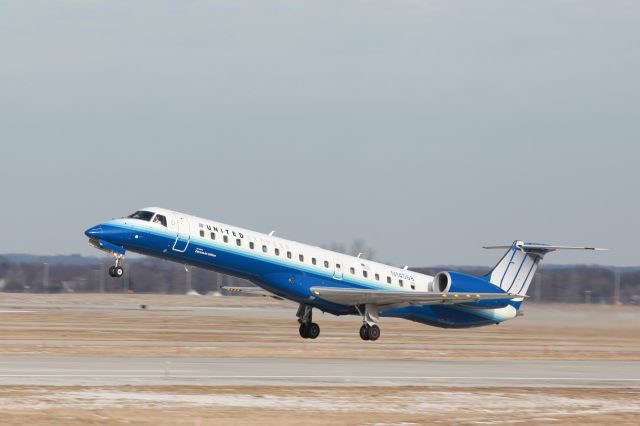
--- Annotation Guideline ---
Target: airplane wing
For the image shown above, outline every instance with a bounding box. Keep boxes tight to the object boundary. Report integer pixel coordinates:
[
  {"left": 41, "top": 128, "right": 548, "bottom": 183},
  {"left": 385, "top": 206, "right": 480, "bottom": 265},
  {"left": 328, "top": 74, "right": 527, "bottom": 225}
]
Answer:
[
  {"left": 310, "top": 286, "right": 523, "bottom": 308},
  {"left": 222, "top": 286, "right": 284, "bottom": 300}
]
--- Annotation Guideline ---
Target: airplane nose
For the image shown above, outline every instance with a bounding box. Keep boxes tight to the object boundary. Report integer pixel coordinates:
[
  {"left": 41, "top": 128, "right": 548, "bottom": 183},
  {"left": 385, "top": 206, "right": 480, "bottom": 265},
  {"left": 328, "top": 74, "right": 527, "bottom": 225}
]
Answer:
[{"left": 85, "top": 226, "right": 103, "bottom": 239}]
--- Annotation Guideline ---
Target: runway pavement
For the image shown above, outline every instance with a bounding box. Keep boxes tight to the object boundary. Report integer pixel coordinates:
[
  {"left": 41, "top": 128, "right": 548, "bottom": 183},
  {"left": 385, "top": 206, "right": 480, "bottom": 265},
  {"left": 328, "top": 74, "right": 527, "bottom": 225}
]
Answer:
[
  {"left": 1, "top": 295, "right": 639, "bottom": 424},
  {"left": 1, "top": 355, "right": 638, "bottom": 387},
  {"left": 1, "top": 294, "right": 639, "bottom": 389}
]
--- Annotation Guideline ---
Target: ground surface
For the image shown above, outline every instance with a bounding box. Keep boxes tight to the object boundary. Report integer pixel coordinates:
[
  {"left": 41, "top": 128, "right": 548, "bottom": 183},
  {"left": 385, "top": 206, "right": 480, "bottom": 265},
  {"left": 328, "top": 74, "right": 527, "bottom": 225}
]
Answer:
[{"left": 0, "top": 293, "right": 639, "bottom": 425}]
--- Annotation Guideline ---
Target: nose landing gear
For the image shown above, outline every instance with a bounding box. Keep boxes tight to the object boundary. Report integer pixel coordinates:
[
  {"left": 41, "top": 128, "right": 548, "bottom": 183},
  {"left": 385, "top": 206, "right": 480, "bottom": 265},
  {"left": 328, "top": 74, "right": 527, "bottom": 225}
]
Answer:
[
  {"left": 108, "top": 254, "right": 124, "bottom": 278},
  {"left": 108, "top": 265, "right": 124, "bottom": 278}
]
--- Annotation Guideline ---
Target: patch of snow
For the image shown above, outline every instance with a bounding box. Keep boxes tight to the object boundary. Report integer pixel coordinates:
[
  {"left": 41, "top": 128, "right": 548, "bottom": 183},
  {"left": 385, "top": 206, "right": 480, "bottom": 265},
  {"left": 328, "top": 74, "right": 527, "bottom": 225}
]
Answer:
[{"left": 0, "top": 389, "right": 638, "bottom": 421}]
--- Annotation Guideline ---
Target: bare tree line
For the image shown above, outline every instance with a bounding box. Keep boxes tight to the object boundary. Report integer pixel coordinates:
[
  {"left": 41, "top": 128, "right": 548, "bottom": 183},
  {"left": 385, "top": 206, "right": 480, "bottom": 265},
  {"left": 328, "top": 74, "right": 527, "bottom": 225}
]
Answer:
[{"left": 1, "top": 250, "right": 638, "bottom": 305}]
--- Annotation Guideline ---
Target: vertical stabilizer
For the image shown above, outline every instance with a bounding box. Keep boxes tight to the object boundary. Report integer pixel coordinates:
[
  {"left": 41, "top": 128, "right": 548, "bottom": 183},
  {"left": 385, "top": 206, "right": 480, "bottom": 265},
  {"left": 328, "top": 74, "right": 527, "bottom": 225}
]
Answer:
[
  {"left": 483, "top": 241, "right": 606, "bottom": 298},
  {"left": 485, "top": 241, "right": 540, "bottom": 296}
]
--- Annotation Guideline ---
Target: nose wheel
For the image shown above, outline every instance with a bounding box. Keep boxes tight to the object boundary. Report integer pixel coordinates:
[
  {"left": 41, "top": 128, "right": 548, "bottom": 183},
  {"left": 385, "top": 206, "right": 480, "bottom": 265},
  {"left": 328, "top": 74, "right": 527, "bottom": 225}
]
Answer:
[
  {"left": 108, "top": 254, "right": 124, "bottom": 278},
  {"left": 108, "top": 265, "right": 124, "bottom": 278}
]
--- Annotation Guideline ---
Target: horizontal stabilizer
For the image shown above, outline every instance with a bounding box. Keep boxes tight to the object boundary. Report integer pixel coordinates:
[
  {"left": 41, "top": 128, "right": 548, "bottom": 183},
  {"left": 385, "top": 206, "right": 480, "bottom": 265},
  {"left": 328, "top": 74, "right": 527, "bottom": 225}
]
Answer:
[
  {"left": 483, "top": 242, "right": 607, "bottom": 252},
  {"left": 484, "top": 240, "right": 606, "bottom": 298},
  {"left": 310, "top": 286, "right": 523, "bottom": 308}
]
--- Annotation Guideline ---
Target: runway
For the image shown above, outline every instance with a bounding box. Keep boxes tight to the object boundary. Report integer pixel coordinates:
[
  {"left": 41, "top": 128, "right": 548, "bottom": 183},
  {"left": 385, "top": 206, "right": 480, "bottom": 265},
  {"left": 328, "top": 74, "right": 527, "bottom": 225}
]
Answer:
[
  {"left": 1, "top": 294, "right": 639, "bottom": 424},
  {"left": 1, "top": 355, "right": 639, "bottom": 387}
]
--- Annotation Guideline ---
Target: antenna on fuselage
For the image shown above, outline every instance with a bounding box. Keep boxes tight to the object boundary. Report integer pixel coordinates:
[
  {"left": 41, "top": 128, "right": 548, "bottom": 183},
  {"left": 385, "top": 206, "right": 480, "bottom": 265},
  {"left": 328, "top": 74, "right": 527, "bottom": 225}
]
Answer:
[
  {"left": 357, "top": 253, "right": 363, "bottom": 258},
  {"left": 268, "top": 230, "right": 275, "bottom": 236},
  {"left": 403, "top": 265, "right": 409, "bottom": 270}
]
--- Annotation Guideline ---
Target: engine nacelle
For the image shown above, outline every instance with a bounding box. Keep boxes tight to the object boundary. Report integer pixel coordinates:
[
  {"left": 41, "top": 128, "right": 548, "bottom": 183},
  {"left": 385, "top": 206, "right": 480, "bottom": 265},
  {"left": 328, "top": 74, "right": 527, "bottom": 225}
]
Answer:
[
  {"left": 430, "top": 271, "right": 452, "bottom": 293},
  {"left": 430, "top": 271, "right": 507, "bottom": 294}
]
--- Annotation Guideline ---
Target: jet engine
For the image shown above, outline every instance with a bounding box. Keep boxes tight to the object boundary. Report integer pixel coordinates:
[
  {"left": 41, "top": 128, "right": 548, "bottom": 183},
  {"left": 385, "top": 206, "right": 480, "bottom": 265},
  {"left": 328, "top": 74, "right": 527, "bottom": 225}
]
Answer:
[{"left": 430, "top": 271, "right": 508, "bottom": 294}]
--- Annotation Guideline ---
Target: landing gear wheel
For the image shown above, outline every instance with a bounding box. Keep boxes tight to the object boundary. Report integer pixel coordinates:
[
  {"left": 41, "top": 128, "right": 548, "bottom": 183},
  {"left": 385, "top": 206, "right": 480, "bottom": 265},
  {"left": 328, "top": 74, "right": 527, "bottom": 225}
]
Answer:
[
  {"left": 299, "top": 323, "right": 309, "bottom": 339},
  {"left": 359, "top": 324, "right": 380, "bottom": 341},
  {"left": 359, "top": 324, "right": 370, "bottom": 341},
  {"left": 113, "top": 266, "right": 124, "bottom": 277},
  {"left": 307, "top": 323, "right": 320, "bottom": 339},
  {"left": 109, "top": 265, "right": 124, "bottom": 278},
  {"left": 368, "top": 324, "right": 380, "bottom": 341}
]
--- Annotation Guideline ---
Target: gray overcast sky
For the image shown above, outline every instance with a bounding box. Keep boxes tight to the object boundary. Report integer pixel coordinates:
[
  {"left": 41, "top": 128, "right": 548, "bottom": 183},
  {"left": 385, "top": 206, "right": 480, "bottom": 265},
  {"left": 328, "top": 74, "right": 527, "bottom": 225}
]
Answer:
[{"left": 1, "top": 1, "right": 638, "bottom": 267}]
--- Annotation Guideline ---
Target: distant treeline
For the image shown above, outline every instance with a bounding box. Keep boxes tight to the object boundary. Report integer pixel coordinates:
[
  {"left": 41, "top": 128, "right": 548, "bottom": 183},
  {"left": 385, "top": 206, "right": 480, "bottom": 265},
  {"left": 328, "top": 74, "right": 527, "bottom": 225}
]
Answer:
[{"left": 0, "top": 255, "right": 638, "bottom": 305}]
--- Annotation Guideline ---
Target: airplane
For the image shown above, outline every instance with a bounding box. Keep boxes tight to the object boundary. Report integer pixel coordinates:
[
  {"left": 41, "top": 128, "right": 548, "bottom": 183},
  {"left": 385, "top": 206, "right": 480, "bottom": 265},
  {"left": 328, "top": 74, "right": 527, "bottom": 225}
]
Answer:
[{"left": 84, "top": 207, "right": 604, "bottom": 341}]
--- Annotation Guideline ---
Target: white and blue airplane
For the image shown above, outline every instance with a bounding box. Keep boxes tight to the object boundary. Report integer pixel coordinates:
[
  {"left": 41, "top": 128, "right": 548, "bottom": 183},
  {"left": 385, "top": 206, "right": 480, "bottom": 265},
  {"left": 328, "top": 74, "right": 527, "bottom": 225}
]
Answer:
[{"left": 85, "top": 207, "right": 604, "bottom": 341}]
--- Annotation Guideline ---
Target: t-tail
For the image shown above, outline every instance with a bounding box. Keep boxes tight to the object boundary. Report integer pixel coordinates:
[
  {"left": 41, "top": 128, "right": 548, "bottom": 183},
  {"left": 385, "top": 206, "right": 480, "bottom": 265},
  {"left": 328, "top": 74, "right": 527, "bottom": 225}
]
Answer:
[{"left": 483, "top": 241, "right": 606, "bottom": 309}]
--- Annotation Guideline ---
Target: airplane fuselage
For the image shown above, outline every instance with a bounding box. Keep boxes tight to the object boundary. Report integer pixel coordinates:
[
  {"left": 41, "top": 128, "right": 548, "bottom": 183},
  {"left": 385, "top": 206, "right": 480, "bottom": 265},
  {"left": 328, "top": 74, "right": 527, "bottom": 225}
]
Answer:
[{"left": 85, "top": 207, "right": 517, "bottom": 329}]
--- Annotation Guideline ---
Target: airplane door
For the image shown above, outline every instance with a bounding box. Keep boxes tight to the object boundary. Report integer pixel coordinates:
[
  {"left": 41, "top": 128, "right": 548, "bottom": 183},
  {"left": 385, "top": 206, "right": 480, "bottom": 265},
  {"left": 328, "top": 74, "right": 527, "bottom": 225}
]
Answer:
[
  {"left": 173, "top": 215, "right": 190, "bottom": 252},
  {"left": 333, "top": 259, "right": 343, "bottom": 280}
]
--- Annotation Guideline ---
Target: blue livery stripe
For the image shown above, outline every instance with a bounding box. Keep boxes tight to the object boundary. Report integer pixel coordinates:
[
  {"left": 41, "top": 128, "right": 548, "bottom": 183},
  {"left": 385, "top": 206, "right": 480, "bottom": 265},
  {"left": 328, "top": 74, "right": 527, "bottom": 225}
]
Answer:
[{"left": 104, "top": 223, "right": 392, "bottom": 292}]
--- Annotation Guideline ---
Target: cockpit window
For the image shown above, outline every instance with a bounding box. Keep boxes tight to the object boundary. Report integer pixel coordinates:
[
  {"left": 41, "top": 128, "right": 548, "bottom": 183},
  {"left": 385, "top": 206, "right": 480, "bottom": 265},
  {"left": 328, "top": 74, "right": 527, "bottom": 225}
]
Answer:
[
  {"left": 153, "top": 214, "right": 167, "bottom": 227},
  {"left": 128, "top": 211, "right": 154, "bottom": 221}
]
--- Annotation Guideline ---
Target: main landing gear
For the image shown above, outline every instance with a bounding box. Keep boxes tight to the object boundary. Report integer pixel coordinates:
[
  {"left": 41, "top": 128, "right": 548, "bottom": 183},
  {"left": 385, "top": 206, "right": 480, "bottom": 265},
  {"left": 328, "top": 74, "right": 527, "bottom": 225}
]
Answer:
[
  {"left": 295, "top": 303, "right": 382, "bottom": 341},
  {"left": 358, "top": 304, "right": 381, "bottom": 341},
  {"left": 108, "top": 254, "right": 124, "bottom": 278},
  {"left": 359, "top": 324, "right": 381, "bottom": 341},
  {"left": 297, "top": 304, "right": 320, "bottom": 339}
]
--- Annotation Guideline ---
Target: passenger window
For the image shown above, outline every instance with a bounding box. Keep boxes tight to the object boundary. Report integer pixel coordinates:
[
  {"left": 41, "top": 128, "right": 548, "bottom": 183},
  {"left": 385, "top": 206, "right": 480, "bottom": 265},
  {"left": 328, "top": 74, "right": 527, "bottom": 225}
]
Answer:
[
  {"left": 299, "top": 254, "right": 304, "bottom": 262},
  {"left": 363, "top": 270, "right": 368, "bottom": 278},
  {"left": 199, "top": 230, "right": 205, "bottom": 238},
  {"left": 275, "top": 248, "right": 280, "bottom": 256},
  {"left": 387, "top": 276, "right": 391, "bottom": 284},
  {"left": 399, "top": 279, "right": 403, "bottom": 287},
  {"left": 411, "top": 284, "right": 416, "bottom": 290},
  {"left": 236, "top": 239, "right": 241, "bottom": 246},
  {"left": 375, "top": 273, "right": 380, "bottom": 281},
  {"left": 287, "top": 251, "right": 292, "bottom": 259},
  {"left": 210, "top": 232, "right": 216, "bottom": 240},
  {"left": 262, "top": 245, "right": 268, "bottom": 253},
  {"left": 312, "top": 258, "right": 317, "bottom": 265},
  {"left": 249, "top": 242, "right": 254, "bottom": 249},
  {"left": 324, "top": 260, "right": 329, "bottom": 268},
  {"left": 223, "top": 235, "right": 229, "bottom": 243},
  {"left": 350, "top": 267, "right": 355, "bottom": 274}
]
